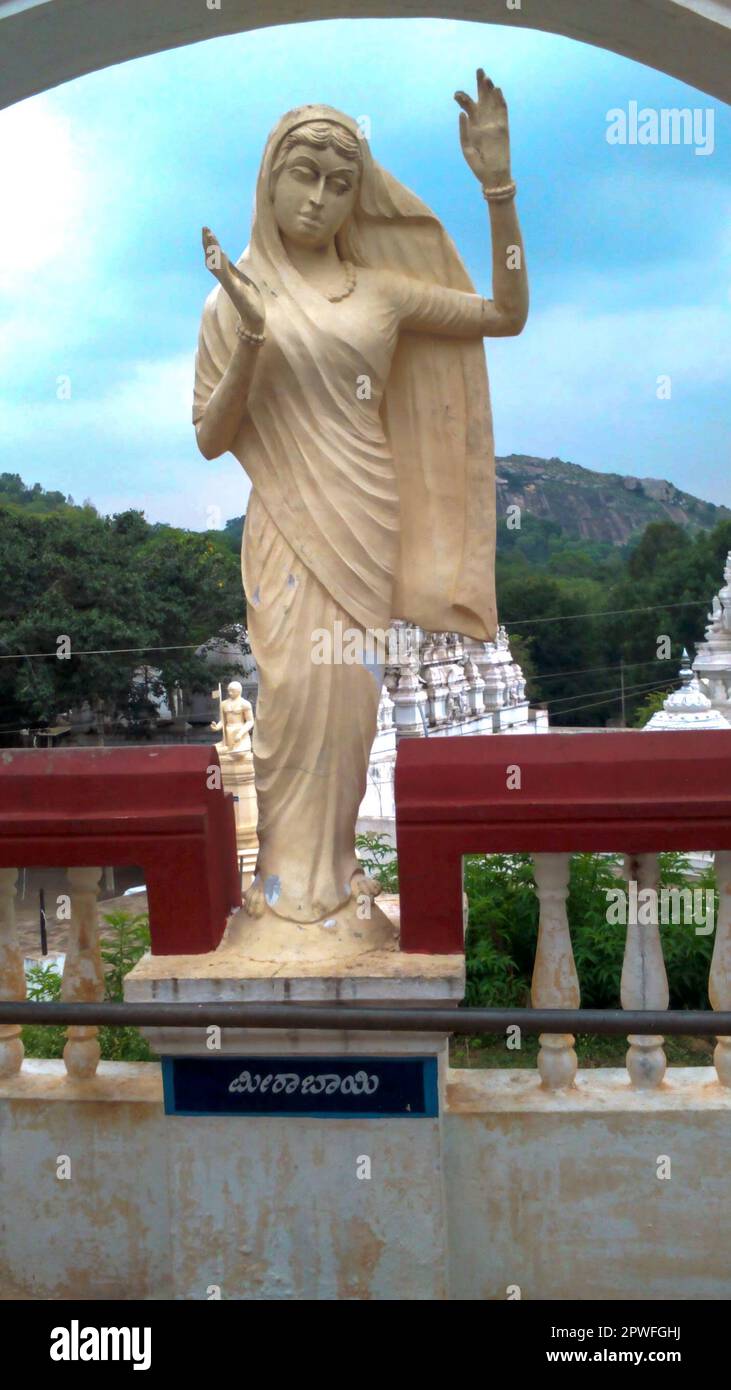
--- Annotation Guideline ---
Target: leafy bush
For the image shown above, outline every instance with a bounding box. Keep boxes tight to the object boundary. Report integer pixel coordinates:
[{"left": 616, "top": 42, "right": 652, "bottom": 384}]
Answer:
[
  {"left": 463, "top": 855, "right": 536, "bottom": 1007},
  {"left": 22, "top": 910, "right": 154, "bottom": 1062},
  {"left": 23, "top": 961, "right": 66, "bottom": 1058},
  {"left": 463, "top": 850, "right": 715, "bottom": 1011},
  {"left": 651, "top": 852, "right": 716, "bottom": 1009},
  {"left": 355, "top": 837, "right": 714, "bottom": 1011},
  {"left": 355, "top": 831, "right": 399, "bottom": 893}
]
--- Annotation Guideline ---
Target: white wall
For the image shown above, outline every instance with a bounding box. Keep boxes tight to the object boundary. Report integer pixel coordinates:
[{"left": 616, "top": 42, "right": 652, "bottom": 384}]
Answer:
[{"left": 3, "top": 1059, "right": 731, "bottom": 1300}]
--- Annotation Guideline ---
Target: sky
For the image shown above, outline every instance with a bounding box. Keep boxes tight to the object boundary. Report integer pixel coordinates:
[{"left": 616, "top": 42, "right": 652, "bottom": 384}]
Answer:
[{"left": 0, "top": 16, "right": 729, "bottom": 530}]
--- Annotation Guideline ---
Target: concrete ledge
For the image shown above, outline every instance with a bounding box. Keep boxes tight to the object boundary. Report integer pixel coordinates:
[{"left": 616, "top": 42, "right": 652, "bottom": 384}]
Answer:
[
  {"left": 125, "top": 950, "right": 465, "bottom": 1001},
  {"left": 124, "top": 899, "right": 465, "bottom": 1056},
  {"left": 0, "top": 1058, "right": 163, "bottom": 1103},
  {"left": 3, "top": 1061, "right": 731, "bottom": 1297},
  {"left": 447, "top": 1065, "right": 731, "bottom": 1112},
  {"left": 444, "top": 1066, "right": 731, "bottom": 1300},
  {"left": 125, "top": 894, "right": 465, "bottom": 1004}
]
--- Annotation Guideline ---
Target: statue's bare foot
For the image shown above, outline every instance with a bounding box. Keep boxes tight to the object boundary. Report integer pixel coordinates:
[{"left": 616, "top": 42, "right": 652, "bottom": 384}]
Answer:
[
  {"left": 243, "top": 875, "right": 266, "bottom": 919},
  {"left": 350, "top": 869, "right": 382, "bottom": 901}
]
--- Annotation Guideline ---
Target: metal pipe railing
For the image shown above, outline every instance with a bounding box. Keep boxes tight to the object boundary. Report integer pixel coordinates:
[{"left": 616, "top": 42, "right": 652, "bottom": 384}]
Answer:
[{"left": 2, "top": 1001, "right": 730, "bottom": 1034}]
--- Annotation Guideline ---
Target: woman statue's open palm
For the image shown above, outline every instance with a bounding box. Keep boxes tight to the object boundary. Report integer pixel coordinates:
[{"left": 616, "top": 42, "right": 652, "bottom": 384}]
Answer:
[
  {"left": 202, "top": 227, "right": 266, "bottom": 335},
  {"left": 454, "top": 68, "right": 512, "bottom": 187}
]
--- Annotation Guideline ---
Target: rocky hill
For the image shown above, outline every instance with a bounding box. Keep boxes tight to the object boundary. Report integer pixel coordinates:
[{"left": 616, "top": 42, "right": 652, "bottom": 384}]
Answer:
[{"left": 496, "top": 455, "right": 729, "bottom": 546}]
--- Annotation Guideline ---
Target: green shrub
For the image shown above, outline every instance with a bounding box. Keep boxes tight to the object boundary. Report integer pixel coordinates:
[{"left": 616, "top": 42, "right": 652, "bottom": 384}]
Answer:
[
  {"left": 463, "top": 850, "right": 715, "bottom": 1011},
  {"left": 22, "top": 909, "right": 154, "bottom": 1062},
  {"left": 463, "top": 854, "right": 536, "bottom": 1007},
  {"left": 355, "top": 831, "right": 399, "bottom": 893},
  {"left": 455, "top": 849, "right": 716, "bottom": 1066}
]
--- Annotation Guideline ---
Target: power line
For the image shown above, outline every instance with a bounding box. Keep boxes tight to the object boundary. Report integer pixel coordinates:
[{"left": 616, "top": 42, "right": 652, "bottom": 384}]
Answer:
[
  {"left": 505, "top": 598, "right": 708, "bottom": 627},
  {"left": 0, "top": 653, "right": 690, "bottom": 725},
  {"left": 0, "top": 597, "right": 710, "bottom": 662},
  {"left": 528, "top": 657, "right": 672, "bottom": 684},
  {"left": 0, "top": 679, "right": 679, "bottom": 739},
  {"left": 0, "top": 643, "right": 200, "bottom": 662},
  {"left": 549, "top": 674, "right": 677, "bottom": 709},
  {"left": 541, "top": 675, "right": 676, "bottom": 710},
  {"left": 0, "top": 666, "right": 686, "bottom": 741},
  {"left": 544, "top": 679, "right": 676, "bottom": 720},
  {"left": 0, "top": 648, "right": 696, "bottom": 726}
]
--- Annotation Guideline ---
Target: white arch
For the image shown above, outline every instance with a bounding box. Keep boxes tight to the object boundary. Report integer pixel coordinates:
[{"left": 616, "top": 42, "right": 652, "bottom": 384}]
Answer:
[{"left": 1, "top": 0, "right": 729, "bottom": 112}]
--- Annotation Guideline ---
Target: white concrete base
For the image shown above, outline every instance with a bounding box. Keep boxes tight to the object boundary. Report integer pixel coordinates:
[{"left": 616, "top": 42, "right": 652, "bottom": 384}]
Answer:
[
  {"left": 445, "top": 1066, "right": 731, "bottom": 1301},
  {"left": 165, "top": 1092, "right": 448, "bottom": 1299},
  {"left": 121, "top": 919, "right": 463, "bottom": 1299},
  {"left": 124, "top": 906, "right": 464, "bottom": 1060},
  {"left": 3, "top": 1062, "right": 731, "bottom": 1298}
]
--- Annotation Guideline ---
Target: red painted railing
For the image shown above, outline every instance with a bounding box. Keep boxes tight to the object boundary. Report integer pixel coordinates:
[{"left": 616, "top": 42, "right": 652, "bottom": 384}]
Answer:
[
  {"left": 0, "top": 746, "right": 240, "bottom": 953},
  {"left": 395, "top": 729, "right": 731, "bottom": 953}
]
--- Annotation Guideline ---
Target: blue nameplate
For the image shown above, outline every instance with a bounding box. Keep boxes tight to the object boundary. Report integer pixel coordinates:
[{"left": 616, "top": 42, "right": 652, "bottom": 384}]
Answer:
[{"left": 162, "top": 1055, "right": 438, "bottom": 1118}]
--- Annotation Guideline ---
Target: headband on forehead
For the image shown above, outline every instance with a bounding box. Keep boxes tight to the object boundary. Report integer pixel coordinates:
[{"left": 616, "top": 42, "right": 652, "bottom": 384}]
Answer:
[{"left": 271, "top": 104, "right": 362, "bottom": 141}]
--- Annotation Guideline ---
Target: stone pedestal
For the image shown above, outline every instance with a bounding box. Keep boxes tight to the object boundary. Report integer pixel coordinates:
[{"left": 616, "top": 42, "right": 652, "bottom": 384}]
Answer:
[
  {"left": 125, "top": 898, "right": 463, "bottom": 1300},
  {"left": 218, "top": 749, "right": 258, "bottom": 888}
]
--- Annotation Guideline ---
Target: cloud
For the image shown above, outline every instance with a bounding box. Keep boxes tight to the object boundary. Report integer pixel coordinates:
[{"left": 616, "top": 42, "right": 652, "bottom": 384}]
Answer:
[
  {"left": 1, "top": 17, "right": 729, "bottom": 524},
  {"left": 0, "top": 97, "right": 87, "bottom": 293},
  {"left": 489, "top": 298, "right": 731, "bottom": 499},
  {"left": 0, "top": 351, "right": 251, "bottom": 526}
]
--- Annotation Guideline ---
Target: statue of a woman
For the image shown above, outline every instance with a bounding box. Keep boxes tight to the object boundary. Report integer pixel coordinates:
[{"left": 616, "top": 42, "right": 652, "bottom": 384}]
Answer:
[{"left": 193, "top": 70, "right": 528, "bottom": 954}]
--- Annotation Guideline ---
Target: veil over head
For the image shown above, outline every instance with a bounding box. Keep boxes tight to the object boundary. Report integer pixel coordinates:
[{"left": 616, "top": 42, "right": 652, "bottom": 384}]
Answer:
[{"left": 193, "top": 105, "right": 496, "bottom": 641}]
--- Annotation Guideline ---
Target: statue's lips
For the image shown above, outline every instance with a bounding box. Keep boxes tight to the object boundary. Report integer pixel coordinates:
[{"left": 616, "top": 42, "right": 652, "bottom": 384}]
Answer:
[{"left": 298, "top": 213, "right": 323, "bottom": 229}]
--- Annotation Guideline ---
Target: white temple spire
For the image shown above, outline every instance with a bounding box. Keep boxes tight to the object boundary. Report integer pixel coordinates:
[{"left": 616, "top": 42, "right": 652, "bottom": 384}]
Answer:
[
  {"left": 645, "top": 648, "right": 730, "bottom": 730},
  {"left": 693, "top": 551, "right": 731, "bottom": 719}
]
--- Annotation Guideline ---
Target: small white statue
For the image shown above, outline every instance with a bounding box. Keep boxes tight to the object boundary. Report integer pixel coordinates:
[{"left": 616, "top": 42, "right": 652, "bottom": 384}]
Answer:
[{"left": 211, "top": 680, "right": 254, "bottom": 759}]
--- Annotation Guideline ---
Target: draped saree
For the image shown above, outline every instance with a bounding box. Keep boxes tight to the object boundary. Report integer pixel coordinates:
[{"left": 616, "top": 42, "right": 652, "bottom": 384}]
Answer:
[{"left": 193, "top": 105, "right": 498, "bottom": 924}]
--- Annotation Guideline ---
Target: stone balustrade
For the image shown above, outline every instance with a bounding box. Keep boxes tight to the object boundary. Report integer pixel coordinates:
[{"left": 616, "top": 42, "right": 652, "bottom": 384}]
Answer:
[
  {"left": 0, "top": 867, "right": 25, "bottom": 1077},
  {"left": 0, "top": 746, "right": 240, "bottom": 955},
  {"left": 527, "top": 847, "right": 729, "bottom": 1091},
  {"left": 0, "top": 864, "right": 105, "bottom": 1078},
  {"left": 60, "top": 867, "right": 105, "bottom": 1079},
  {"left": 620, "top": 852, "right": 669, "bottom": 1088},
  {"left": 3, "top": 843, "right": 729, "bottom": 1094},
  {"left": 530, "top": 853, "right": 580, "bottom": 1089},
  {"left": 0, "top": 745, "right": 240, "bottom": 1082}
]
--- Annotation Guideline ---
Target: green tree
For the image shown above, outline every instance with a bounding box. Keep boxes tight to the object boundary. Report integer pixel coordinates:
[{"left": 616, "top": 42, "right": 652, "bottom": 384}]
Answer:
[{"left": 0, "top": 498, "right": 243, "bottom": 734}]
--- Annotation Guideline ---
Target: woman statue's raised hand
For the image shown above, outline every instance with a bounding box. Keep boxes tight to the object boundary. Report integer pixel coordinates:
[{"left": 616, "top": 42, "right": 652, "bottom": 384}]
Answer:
[
  {"left": 202, "top": 227, "right": 266, "bottom": 335},
  {"left": 454, "top": 68, "right": 512, "bottom": 189}
]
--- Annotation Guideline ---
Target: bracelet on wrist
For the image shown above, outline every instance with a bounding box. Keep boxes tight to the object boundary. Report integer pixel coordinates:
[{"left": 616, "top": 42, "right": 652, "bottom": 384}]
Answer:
[
  {"left": 235, "top": 319, "right": 265, "bottom": 346},
  {"left": 482, "top": 180, "right": 517, "bottom": 204}
]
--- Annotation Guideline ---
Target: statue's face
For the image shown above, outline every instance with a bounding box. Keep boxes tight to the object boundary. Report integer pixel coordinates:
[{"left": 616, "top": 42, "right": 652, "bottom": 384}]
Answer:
[
  {"left": 272, "top": 140, "right": 360, "bottom": 249},
  {"left": 228, "top": 682, "right": 242, "bottom": 697}
]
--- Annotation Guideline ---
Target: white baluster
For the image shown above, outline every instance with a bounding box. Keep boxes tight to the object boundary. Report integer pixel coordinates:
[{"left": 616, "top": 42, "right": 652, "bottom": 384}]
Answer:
[
  {"left": 709, "top": 849, "right": 731, "bottom": 1086},
  {"left": 531, "top": 854, "right": 579, "bottom": 1089},
  {"left": 0, "top": 868, "right": 24, "bottom": 1077},
  {"left": 61, "top": 867, "right": 104, "bottom": 1079},
  {"left": 621, "top": 853, "right": 668, "bottom": 1088}
]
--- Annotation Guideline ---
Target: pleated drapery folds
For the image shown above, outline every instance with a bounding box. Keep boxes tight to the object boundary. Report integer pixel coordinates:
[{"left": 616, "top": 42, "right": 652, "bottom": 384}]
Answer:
[{"left": 243, "top": 490, "right": 381, "bottom": 922}]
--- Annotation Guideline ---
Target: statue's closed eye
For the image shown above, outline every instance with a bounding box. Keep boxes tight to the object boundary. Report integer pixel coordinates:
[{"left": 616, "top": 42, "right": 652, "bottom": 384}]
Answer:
[{"left": 288, "top": 163, "right": 353, "bottom": 195}]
